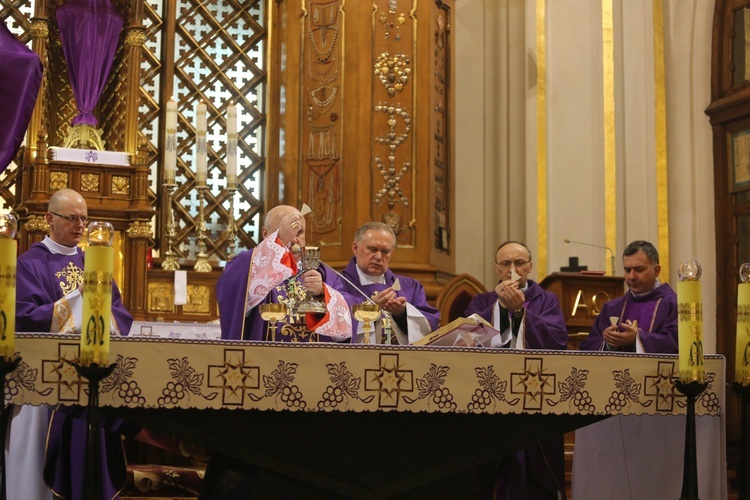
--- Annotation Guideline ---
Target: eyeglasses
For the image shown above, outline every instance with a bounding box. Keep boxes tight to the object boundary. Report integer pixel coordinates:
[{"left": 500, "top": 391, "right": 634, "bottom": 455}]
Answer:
[
  {"left": 49, "top": 211, "right": 89, "bottom": 225},
  {"left": 495, "top": 259, "right": 531, "bottom": 269}
]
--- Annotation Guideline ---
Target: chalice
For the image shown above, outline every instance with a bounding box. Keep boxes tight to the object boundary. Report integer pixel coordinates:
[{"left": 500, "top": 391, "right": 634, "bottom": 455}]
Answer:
[
  {"left": 296, "top": 247, "right": 327, "bottom": 314},
  {"left": 259, "top": 303, "right": 287, "bottom": 341},
  {"left": 352, "top": 301, "right": 381, "bottom": 344}
]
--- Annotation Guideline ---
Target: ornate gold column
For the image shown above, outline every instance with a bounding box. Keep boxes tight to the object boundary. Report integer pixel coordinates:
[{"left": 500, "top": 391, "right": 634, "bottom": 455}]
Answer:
[
  {"left": 24, "top": 8, "right": 50, "bottom": 167},
  {"left": 123, "top": 0, "right": 146, "bottom": 157}
]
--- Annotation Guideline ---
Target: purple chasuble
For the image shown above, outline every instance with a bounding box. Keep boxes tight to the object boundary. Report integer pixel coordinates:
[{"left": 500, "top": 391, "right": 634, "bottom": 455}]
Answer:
[
  {"left": 580, "top": 283, "right": 677, "bottom": 353},
  {"left": 341, "top": 257, "right": 439, "bottom": 337},
  {"left": 465, "top": 279, "right": 568, "bottom": 499},
  {"left": 16, "top": 243, "right": 132, "bottom": 334},
  {"left": 465, "top": 280, "right": 568, "bottom": 350},
  {"left": 217, "top": 248, "right": 355, "bottom": 341},
  {"left": 15, "top": 242, "right": 134, "bottom": 500},
  {"left": 0, "top": 20, "right": 42, "bottom": 173}
]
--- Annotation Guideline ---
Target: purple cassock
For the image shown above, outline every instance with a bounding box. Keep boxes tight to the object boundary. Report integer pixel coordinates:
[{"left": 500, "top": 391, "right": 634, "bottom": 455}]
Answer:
[
  {"left": 580, "top": 283, "right": 678, "bottom": 353},
  {"left": 0, "top": 20, "right": 42, "bottom": 174},
  {"left": 15, "top": 242, "right": 134, "bottom": 500},
  {"left": 216, "top": 237, "right": 354, "bottom": 342},
  {"left": 465, "top": 279, "right": 568, "bottom": 500},
  {"left": 341, "top": 257, "right": 439, "bottom": 340}
]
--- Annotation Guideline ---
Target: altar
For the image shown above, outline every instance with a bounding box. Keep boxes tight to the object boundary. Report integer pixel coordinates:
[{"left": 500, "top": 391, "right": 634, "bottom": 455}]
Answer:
[{"left": 8, "top": 335, "right": 726, "bottom": 498}]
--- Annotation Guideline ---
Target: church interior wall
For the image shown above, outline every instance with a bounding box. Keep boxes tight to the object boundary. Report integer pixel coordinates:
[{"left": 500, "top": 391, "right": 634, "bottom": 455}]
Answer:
[{"left": 455, "top": 0, "right": 718, "bottom": 350}]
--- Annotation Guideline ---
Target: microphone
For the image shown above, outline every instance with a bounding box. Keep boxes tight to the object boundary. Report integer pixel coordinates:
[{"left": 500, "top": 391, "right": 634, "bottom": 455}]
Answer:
[
  {"left": 324, "top": 262, "right": 374, "bottom": 303},
  {"left": 564, "top": 238, "right": 616, "bottom": 276}
]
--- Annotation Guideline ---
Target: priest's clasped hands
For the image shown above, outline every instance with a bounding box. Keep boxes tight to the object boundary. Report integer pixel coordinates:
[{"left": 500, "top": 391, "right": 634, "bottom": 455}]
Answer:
[
  {"left": 602, "top": 319, "right": 638, "bottom": 349},
  {"left": 494, "top": 278, "right": 525, "bottom": 314},
  {"left": 371, "top": 288, "right": 407, "bottom": 317}
]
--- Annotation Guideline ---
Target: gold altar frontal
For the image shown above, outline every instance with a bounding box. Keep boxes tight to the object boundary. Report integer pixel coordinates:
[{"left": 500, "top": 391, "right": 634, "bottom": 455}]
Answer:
[{"left": 10, "top": 335, "right": 725, "bottom": 498}]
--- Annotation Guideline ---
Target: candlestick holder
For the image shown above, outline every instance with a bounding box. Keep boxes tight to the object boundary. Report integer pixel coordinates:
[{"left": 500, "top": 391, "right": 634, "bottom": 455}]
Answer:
[
  {"left": 63, "top": 359, "right": 116, "bottom": 500},
  {"left": 0, "top": 356, "right": 21, "bottom": 499},
  {"left": 674, "top": 379, "right": 708, "bottom": 500},
  {"left": 162, "top": 182, "right": 180, "bottom": 271},
  {"left": 225, "top": 184, "right": 238, "bottom": 260},
  {"left": 193, "top": 185, "right": 212, "bottom": 272}
]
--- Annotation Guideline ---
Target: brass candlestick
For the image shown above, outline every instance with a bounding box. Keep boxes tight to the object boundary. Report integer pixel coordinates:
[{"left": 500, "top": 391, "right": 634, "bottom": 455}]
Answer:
[
  {"left": 193, "top": 185, "right": 212, "bottom": 272},
  {"left": 162, "top": 182, "right": 180, "bottom": 271},
  {"left": 225, "top": 184, "right": 238, "bottom": 260}
]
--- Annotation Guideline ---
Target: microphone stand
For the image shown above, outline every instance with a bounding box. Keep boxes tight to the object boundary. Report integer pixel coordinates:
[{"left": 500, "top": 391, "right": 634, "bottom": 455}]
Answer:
[
  {"left": 564, "top": 238, "right": 616, "bottom": 276},
  {"left": 326, "top": 264, "right": 394, "bottom": 344}
]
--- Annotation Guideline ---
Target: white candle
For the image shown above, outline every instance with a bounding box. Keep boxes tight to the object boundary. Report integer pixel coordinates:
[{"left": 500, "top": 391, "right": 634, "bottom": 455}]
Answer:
[
  {"left": 226, "top": 103, "right": 237, "bottom": 187},
  {"left": 195, "top": 101, "right": 207, "bottom": 187},
  {"left": 164, "top": 98, "right": 177, "bottom": 184}
]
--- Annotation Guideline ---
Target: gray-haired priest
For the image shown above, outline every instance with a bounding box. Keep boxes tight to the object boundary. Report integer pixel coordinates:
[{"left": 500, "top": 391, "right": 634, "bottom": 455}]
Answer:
[{"left": 342, "top": 222, "right": 439, "bottom": 344}]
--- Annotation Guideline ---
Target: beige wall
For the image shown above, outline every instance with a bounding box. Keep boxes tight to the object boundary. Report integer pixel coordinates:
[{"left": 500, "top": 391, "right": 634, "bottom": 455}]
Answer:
[{"left": 455, "top": 0, "right": 717, "bottom": 350}]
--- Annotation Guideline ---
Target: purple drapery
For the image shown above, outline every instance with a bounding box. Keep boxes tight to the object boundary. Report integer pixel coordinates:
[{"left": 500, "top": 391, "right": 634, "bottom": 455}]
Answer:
[
  {"left": 56, "top": 0, "right": 123, "bottom": 126},
  {"left": 0, "top": 21, "right": 42, "bottom": 174}
]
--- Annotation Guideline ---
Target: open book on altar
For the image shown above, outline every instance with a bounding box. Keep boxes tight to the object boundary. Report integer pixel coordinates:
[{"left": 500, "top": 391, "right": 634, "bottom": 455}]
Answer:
[{"left": 413, "top": 314, "right": 501, "bottom": 347}]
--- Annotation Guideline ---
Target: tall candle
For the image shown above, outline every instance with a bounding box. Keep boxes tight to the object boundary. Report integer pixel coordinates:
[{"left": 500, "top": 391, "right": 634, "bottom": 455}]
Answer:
[
  {"left": 164, "top": 98, "right": 177, "bottom": 184},
  {"left": 80, "top": 221, "right": 114, "bottom": 366},
  {"left": 195, "top": 101, "right": 207, "bottom": 187},
  {"left": 737, "top": 264, "right": 750, "bottom": 385},
  {"left": 677, "top": 260, "right": 704, "bottom": 383},
  {"left": 226, "top": 103, "right": 237, "bottom": 187},
  {"left": 0, "top": 214, "right": 18, "bottom": 361}
]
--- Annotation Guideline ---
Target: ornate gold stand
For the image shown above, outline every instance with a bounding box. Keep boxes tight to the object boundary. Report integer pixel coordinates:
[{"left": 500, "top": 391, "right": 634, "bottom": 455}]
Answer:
[
  {"left": 225, "top": 184, "right": 238, "bottom": 260},
  {"left": 62, "top": 124, "right": 106, "bottom": 150},
  {"left": 161, "top": 183, "right": 180, "bottom": 271},
  {"left": 193, "top": 185, "right": 212, "bottom": 272}
]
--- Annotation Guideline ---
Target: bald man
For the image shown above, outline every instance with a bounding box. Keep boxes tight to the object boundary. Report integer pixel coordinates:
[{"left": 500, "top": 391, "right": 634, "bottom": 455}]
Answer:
[
  {"left": 465, "top": 240, "right": 568, "bottom": 500},
  {"left": 216, "top": 205, "right": 352, "bottom": 342},
  {"left": 12, "top": 188, "right": 132, "bottom": 499}
]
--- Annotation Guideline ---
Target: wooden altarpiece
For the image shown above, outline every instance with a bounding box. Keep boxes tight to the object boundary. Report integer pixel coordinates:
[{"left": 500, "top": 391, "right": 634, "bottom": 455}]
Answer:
[{"left": 267, "top": 0, "right": 456, "bottom": 298}]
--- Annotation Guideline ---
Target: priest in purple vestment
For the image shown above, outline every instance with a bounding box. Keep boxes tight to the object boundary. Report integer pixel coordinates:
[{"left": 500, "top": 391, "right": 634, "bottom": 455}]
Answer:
[
  {"left": 572, "top": 241, "right": 682, "bottom": 500},
  {"left": 216, "top": 205, "right": 352, "bottom": 342},
  {"left": 9, "top": 189, "right": 133, "bottom": 500},
  {"left": 465, "top": 241, "right": 568, "bottom": 500},
  {"left": 342, "top": 222, "right": 439, "bottom": 344},
  {"left": 580, "top": 239, "right": 677, "bottom": 353}
]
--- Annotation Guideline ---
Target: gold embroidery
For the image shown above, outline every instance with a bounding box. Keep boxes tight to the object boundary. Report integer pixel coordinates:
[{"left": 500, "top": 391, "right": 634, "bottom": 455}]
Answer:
[
  {"left": 279, "top": 321, "right": 314, "bottom": 342},
  {"left": 55, "top": 262, "right": 84, "bottom": 296},
  {"left": 53, "top": 296, "right": 75, "bottom": 333}
]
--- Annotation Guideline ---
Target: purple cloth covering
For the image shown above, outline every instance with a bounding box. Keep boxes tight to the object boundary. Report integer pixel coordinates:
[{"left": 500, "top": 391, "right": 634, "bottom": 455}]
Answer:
[
  {"left": 56, "top": 0, "right": 123, "bottom": 126},
  {"left": 0, "top": 20, "right": 42, "bottom": 173},
  {"left": 217, "top": 248, "right": 355, "bottom": 341},
  {"left": 580, "top": 283, "right": 678, "bottom": 353},
  {"left": 15, "top": 242, "right": 133, "bottom": 499},
  {"left": 465, "top": 280, "right": 568, "bottom": 499},
  {"left": 341, "top": 257, "right": 439, "bottom": 336}
]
